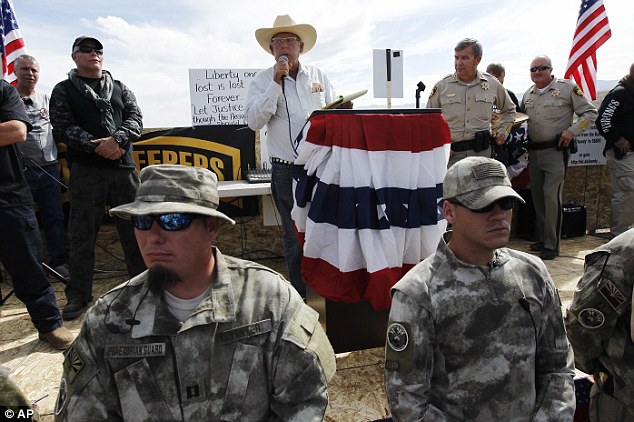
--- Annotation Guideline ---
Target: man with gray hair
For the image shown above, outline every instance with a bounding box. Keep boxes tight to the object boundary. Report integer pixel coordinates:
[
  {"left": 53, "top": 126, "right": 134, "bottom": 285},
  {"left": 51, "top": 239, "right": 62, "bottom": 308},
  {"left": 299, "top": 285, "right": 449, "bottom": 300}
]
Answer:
[
  {"left": 15, "top": 54, "right": 69, "bottom": 278},
  {"left": 427, "top": 38, "right": 516, "bottom": 167},
  {"left": 521, "top": 55, "right": 597, "bottom": 260},
  {"left": 384, "top": 156, "right": 575, "bottom": 421},
  {"left": 54, "top": 164, "right": 336, "bottom": 421}
]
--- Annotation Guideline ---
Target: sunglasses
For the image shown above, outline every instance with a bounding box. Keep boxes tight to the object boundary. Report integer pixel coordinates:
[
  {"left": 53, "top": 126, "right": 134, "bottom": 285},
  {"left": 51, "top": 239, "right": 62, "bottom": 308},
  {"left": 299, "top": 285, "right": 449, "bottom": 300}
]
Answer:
[
  {"left": 75, "top": 46, "right": 103, "bottom": 55},
  {"left": 450, "top": 197, "right": 515, "bottom": 213},
  {"left": 529, "top": 65, "right": 551, "bottom": 72},
  {"left": 132, "top": 213, "right": 200, "bottom": 231}
]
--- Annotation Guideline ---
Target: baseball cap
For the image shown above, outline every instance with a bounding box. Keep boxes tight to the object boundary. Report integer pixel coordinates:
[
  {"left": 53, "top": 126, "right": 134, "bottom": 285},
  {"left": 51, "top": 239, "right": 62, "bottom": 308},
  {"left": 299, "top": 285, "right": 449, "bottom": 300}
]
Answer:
[
  {"left": 72, "top": 36, "right": 103, "bottom": 51},
  {"left": 109, "top": 165, "right": 235, "bottom": 225},
  {"left": 443, "top": 157, "right": 525, "bottom": 210}
]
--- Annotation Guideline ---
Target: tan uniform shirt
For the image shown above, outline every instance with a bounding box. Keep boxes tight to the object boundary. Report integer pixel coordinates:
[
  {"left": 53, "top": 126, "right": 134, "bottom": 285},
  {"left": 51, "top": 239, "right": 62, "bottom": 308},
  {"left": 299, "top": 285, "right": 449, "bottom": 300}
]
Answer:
[
  {"left": 521, "top": 78, "right": 598, "bottom": 143},
  {"left": 427, "top": 71, "right": 516, "bottom": 143}
]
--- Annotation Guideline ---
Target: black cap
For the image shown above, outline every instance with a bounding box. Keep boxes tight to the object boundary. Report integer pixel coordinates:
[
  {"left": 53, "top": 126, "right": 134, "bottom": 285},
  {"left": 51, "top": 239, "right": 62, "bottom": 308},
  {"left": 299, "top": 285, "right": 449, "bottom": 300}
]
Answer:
[{"left": 72, "top": 36, "right": 103, "bottom": 51}]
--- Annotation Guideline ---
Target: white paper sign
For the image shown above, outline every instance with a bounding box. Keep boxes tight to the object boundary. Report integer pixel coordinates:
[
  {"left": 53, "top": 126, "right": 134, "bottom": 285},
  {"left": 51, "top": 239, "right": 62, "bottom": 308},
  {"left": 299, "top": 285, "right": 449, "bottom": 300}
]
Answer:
[
  {"left": 189, "top": 69, "right": 260, "bottom": 126},
  {"left": 372, "top": 49, "right": 403, "bottom": 98},
  {"left": 569, "top": 125, "right": 607, "bottom": 167}
]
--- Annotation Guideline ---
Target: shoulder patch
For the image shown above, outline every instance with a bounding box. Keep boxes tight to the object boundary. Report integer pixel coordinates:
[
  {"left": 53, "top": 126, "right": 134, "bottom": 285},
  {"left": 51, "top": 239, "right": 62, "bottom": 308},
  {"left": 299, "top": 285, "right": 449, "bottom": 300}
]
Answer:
[
  {"left": 384, "top": 321, "right": 415, "bottom": 373},
  {"left": 573, "top": 85, "right": 585, "bottom": 97},
  {"left": 64, "top": 345, "right": 85, "bottom": 384},
  {"left": 429, "top": 84, "right": 438, "bottom": 98},
  {"left": 387, "top": 322, "right": 409, "bottom": 352}
]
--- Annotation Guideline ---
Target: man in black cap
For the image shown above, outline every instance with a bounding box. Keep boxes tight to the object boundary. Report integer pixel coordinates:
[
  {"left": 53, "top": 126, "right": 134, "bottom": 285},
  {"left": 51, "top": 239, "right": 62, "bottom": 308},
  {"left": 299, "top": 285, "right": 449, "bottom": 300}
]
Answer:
[{"left": 50, "top": 36, "right": 146, "bottom": 320}]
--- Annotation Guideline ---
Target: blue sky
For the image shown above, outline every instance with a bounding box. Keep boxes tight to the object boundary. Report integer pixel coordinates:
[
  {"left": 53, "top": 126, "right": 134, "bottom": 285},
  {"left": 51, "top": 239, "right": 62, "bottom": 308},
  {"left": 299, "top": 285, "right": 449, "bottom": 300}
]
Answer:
[{"left": 14, "top": 0, "right": 630, "bottom": 128}]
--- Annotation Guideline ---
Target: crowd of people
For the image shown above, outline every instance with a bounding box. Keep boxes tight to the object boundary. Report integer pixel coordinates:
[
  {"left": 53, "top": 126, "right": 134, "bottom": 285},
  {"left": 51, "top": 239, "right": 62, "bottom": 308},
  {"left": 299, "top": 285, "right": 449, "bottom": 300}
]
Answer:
[{"left": 0, "top": 13, "right": 632, "bottom": 422}]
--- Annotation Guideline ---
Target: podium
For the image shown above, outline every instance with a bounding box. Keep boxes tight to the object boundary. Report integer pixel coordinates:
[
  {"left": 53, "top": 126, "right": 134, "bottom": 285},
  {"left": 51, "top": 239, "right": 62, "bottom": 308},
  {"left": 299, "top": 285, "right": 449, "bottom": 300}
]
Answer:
[{"left": 292, "top": 109, "right": 451, "bottom": 351}]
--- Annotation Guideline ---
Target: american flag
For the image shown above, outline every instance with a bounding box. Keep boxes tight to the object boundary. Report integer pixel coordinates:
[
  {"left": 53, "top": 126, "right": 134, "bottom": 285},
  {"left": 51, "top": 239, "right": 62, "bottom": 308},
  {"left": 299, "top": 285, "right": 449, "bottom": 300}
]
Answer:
[
  {"left": 291, "top": 111, "right": 451, "bottom": 310},
  {"left": 1, "top": 0, "right": 27, "bottom": 85},
  {"left": 564, "top": 0, "right": 611, "bottom": 100}
]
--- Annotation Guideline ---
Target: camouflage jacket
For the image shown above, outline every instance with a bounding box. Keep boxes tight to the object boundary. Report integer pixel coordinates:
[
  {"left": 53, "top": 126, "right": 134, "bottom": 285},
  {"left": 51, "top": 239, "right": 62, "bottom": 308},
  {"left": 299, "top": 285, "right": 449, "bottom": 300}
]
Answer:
[
  {"left": 385, "top": 236, "right": 575, "bottom": 421},
  {"left": 55, "top": 249, "right": 336, "bottom": 421},
  {"left": 565, "top": 229, "right": 634, "bottom": 410}
]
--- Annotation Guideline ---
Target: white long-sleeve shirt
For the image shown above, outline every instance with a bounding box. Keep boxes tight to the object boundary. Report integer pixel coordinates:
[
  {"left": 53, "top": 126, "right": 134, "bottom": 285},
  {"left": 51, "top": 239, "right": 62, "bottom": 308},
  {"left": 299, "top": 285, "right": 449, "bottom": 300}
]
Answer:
[{"left": 246, "top": 62, "right": 336, "bottom": 162}]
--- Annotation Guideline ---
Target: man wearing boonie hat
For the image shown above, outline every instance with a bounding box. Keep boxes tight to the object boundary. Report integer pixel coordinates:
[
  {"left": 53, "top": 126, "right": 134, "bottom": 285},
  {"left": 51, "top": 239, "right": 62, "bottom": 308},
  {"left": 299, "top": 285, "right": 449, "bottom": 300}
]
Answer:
[
  {"left": 246, "top": 14, "right": 338, "bottom": 301},
  {"left": 384, "top": 157, "right": 575, "bottom": 421},
  {"left": 55, "top": 164, "right": 336, "bottom": 420}
]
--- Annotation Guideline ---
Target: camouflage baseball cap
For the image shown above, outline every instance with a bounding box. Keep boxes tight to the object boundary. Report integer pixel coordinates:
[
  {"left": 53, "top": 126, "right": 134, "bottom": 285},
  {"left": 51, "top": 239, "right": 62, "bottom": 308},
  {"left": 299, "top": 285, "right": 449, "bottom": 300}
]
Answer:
[
  {"left": 443, "top": 157, "right": 525, "bottom": 210},
  {"left": 109, "top": 165, "right": 235, "bottom": 225}
]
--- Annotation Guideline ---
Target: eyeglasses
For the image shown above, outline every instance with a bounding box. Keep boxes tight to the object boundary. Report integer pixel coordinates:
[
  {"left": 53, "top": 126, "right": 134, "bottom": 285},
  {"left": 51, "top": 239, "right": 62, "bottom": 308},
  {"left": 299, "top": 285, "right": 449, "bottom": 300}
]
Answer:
[
  {"left": 74, "top": 47, "right": 103, "bottom": 55},
  {"left": 271, "top": 37, "right": 300, "bottom": 46},
  {"left": 132, "top": 213, "right": 200, "bottom": 231},
  {"left": 450, "top": 197, "right": 515, "bottom": 213},
  {"left": 529, "top": 65, "right": 551, "bottom": 72}
]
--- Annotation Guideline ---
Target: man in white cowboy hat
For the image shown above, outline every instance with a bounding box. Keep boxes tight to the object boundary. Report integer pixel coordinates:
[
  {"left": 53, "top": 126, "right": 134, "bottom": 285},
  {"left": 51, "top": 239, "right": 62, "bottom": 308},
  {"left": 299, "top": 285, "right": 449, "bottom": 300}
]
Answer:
[
  {"left": 246, "top": 14, "right": 337, "bottom": 301},
  {"left": 54, "top": 164, "right": 336, "bottom": 421}
]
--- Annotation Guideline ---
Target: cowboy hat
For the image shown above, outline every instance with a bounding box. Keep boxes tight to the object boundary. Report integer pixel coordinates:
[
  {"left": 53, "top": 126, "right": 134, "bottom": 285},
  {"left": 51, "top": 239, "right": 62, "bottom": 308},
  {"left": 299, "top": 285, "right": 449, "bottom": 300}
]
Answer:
[{"left": 255, "top": 14, "right": 317, "bottom": 54}]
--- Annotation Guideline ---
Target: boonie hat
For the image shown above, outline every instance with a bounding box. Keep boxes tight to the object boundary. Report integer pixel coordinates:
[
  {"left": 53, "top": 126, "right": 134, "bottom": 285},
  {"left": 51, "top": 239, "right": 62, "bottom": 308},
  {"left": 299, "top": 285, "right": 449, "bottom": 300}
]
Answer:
[
  {"left": 255, "top": 14, "right": 317, "bottom": 54},
  {"left": 109, "top": 165, "right": 235, "bottom": 225},
  {"left": 443, "top": 157, "right": 525, "bottom": 210},
  {"left": 72, "top": 36, "right": 103, "bottom": 51}
]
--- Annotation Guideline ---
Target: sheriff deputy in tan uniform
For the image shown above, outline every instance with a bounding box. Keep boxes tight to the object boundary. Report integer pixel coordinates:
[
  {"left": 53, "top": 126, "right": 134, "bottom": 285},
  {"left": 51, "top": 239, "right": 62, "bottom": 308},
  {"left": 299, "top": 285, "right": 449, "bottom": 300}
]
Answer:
[
  {"left": 520, "top": 55, "right": 597, "bottom": 261},
  {"left": 427, "top": 38, "right": 516, "bottom": 168}
]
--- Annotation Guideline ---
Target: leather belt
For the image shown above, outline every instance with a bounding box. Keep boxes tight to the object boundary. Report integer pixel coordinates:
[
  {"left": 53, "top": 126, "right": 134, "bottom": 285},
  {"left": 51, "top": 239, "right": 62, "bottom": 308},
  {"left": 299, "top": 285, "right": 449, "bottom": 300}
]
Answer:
[
  {"left": 526, "top": 140, "right": 557, "bottom": 150},
  {"left": 451, "top": 139, "right": 476, "bottom": 152},
  {"left": 270, "top": 157, "right": 293, "bottom": 165}
]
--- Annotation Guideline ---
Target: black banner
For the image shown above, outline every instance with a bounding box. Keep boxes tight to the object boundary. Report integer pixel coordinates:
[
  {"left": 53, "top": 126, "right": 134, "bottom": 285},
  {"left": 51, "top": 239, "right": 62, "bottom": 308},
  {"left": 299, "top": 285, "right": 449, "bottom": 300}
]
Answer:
[{"left": 135, "top": 125, "right": 257, "bottom": 217}]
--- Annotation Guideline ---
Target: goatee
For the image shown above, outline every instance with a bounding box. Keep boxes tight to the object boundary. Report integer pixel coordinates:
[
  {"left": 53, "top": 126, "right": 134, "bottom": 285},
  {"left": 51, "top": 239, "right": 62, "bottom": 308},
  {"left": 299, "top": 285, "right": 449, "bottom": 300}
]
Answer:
[{"left": 147, "top": 265, "right": 182, "bottom": 295}]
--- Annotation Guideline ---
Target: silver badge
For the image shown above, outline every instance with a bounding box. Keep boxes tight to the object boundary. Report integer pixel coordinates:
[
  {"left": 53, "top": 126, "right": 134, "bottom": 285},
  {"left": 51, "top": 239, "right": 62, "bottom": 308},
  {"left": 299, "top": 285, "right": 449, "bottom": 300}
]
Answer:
[{"left": 387, "top": 322, "right": 409, "bottom": 352}]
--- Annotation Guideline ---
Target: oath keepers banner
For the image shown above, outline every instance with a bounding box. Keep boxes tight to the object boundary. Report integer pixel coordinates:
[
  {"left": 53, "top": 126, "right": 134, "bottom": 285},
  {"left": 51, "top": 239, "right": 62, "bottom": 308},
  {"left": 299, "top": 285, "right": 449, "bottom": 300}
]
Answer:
[{"left": 134, "top": 125, "right": 257, "bottom": 217}]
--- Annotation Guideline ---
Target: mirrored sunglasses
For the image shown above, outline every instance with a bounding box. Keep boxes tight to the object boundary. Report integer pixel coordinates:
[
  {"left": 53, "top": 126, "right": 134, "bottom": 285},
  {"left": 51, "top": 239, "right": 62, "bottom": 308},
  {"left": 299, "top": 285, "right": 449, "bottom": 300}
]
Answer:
[{"left": 132, "top": 213, "right": 199, "bottom": 231}]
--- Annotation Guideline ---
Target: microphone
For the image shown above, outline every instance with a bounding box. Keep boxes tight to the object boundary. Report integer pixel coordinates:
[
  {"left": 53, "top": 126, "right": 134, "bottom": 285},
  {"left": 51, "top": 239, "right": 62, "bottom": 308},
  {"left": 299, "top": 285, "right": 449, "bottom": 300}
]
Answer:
[{"left": 279, "top": 55, "right": 289, "bottom": 80}]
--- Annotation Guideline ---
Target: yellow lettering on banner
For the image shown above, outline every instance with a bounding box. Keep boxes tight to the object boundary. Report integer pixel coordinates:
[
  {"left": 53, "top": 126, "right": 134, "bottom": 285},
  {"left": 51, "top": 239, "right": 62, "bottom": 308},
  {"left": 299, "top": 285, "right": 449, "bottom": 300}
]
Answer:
[
  {"left": 147, "top": 150, "right": 161, "bottom": 165},
  {"left": 133, "top": 136, "right": 241, "bottom": 182},
  {"left": 192, "top": 153, "right": 206, "bottom": 168},
  {"left": 162, "top": 150, "right": 178, "bottom": 164},
  {"left": 133, "top": 151, "right": 145, "bottom": 167},
  {"left": 209, "top": 158, "right": 224, "bottom": 181},
  {"left": 179, "top": 151, "right": 192, "bottom": 166}
]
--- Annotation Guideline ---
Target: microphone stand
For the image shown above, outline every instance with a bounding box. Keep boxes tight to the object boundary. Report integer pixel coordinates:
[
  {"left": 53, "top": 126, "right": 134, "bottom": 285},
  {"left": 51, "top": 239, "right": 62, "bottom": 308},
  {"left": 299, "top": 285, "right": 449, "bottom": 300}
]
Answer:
[{"left": 415, "top": 81, "right": 426, "bottom": 109}]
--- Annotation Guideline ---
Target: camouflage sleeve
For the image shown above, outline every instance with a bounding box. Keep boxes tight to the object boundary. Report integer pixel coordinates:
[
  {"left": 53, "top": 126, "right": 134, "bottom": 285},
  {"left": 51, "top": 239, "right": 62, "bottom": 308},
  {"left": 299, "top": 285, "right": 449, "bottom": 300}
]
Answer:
[
  {"left": 112, "top": 82, "right": 143, "bottom": 148},
  {"left": 532, "top": 277, "right": 576, "bottom": 421},
  {"left": 49, "top": 83, "right": 97, "bottom": 153},
  {"left": 384, "top": 290, "right": 456, "bottom": 421},
  {"left": 269, "top": 299, "right": 335, "bottom": 422},
  {"left": 54, "top": 310, "right": 121, "bottom": 421}
]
